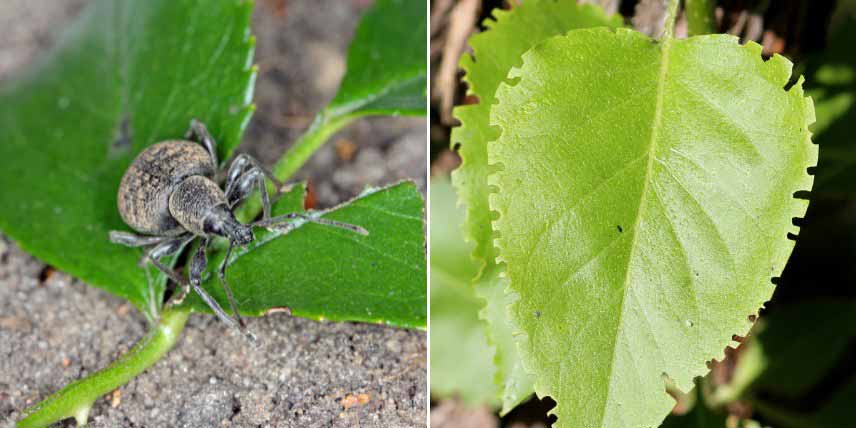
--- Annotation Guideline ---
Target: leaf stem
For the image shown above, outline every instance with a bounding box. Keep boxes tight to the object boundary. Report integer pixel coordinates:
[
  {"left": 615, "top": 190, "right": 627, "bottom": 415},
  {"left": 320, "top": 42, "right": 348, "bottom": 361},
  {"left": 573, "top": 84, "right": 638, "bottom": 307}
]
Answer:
[
  {"left": 685, "top": 0, "right": 716, "bottom": 36},
  {"left": 662, "top": 0, "right": 681, "bottom": 40},
  {"left": 17, "top": 308, "right": 190, "bottom": 428},
  {"left": 273, "top": 109, "right": 357, "bottom": 181}
]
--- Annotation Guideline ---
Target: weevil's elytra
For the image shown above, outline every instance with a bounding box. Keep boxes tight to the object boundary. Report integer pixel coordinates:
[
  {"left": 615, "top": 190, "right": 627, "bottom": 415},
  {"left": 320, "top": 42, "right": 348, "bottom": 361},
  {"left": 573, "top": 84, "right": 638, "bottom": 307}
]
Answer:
[
  {"left": 118, "top": 140, "right": 215, "bottom": 235},
  {"left": 110, "top": 119, "right": 368, "bottom": 344}
]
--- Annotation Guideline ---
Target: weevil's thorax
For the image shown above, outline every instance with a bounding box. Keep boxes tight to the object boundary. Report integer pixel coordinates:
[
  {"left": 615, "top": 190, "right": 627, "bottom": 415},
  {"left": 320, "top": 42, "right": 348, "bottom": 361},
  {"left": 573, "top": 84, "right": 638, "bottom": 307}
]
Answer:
[
  {"left": 168, "top": 175, "right": 230, "bottom": 236},
  {"left": 117, "top": 140, "right": 216, "bottom": 235}
]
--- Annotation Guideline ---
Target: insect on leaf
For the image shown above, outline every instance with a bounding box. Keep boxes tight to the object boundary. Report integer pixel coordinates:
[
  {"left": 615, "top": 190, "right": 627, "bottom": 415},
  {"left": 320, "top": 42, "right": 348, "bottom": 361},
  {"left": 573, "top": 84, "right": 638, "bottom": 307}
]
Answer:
[
  {"left": 0, "top": 0, "right": 256, "bottom": 319},
  {"left": 489, "top": 27, "right": 816, "bottom": 428},
  {"left": 180, "top": 181, "right": 427, "bottom": 329}
]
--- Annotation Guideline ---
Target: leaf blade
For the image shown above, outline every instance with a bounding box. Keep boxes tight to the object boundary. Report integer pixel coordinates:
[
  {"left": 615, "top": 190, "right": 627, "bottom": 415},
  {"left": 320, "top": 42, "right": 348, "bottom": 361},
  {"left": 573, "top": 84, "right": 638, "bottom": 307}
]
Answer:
[
  {"left": 429, "top": 178, "right": 498, "bottom": 405},
  {"left": 0, "top": 0, "right": 256, "bottom": 317},
  {"left": 179, "top": 182, "right": 427, "bottom": 328},
  {"left": 450, "top": 1, "right": 623, "bottom": 410},
  {"left": 489, "top": 28, "right": 816, "bottom": 428},
  {"left": 327, "top": 0, "right": 427, "bottom": 118}
]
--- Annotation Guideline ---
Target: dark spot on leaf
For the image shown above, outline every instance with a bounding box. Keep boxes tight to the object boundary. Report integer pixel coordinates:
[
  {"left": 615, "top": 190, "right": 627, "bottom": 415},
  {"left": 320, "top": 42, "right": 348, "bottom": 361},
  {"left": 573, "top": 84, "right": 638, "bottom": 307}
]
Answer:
[
  {"left": 452, "top": 143, "right": 461, "bottom": 151},
  {"left": 616, "top": 225, "right": 623, "bottom": 233},
  {"left": 534, "top": 310, "right": 541, "bottom": 318},
  {"left": 110, "top": 115, "right": 133, "bottom": 158},
  {"left": 748, "top": 314, "right": 757, "bottom": 322},
  {"left": 505, "top": 76, "right": 521, "bottom": 87}
]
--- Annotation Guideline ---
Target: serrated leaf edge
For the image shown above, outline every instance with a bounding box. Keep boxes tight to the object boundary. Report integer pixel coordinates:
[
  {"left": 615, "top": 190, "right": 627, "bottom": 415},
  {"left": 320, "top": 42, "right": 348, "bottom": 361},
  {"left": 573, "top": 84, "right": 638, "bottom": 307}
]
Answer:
[
  {"left": 450, "top": 2, "right": 623, "bottom": 411},
  {"left": 486, "top": 29, "right": 818, "bottom": 426}
]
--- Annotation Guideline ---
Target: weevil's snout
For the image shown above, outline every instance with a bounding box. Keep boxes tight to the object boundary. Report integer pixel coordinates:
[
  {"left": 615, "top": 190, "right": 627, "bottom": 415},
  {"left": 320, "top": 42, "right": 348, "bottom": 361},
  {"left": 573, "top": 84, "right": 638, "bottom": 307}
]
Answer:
[{"left": 204, "top": 204, "right": 254, "bottom": 245}]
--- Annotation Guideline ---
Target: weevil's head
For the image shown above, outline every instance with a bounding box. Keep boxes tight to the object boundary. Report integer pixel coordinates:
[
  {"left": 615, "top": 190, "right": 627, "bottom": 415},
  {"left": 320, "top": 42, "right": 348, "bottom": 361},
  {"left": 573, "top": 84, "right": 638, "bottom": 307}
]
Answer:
[{"left": 203, "top": 204, "right": 254, "bottom": 246}]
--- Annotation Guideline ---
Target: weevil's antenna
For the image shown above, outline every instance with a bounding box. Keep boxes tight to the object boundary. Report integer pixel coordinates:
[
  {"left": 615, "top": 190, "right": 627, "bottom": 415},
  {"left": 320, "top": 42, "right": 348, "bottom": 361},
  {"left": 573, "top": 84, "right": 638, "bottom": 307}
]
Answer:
[{"left": 253, "top": 213, "right": 369, "bottom": 236}]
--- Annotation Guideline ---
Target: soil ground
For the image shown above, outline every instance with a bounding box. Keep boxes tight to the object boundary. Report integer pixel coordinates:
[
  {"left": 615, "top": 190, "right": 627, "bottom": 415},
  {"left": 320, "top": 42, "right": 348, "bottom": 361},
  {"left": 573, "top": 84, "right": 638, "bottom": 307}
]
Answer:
[{"left": 0, "top": 1, "right": 427, "bottom": 427}]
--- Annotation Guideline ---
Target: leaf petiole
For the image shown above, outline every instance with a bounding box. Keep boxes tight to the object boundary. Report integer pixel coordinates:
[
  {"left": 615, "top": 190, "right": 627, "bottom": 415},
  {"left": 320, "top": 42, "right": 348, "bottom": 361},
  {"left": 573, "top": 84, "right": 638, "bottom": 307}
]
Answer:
[
  {"left": 18, "top": 308, "right": 190, "bottom": 428},
  {"left": 662, "top": 0, "right": 681, "bottom": 40}
]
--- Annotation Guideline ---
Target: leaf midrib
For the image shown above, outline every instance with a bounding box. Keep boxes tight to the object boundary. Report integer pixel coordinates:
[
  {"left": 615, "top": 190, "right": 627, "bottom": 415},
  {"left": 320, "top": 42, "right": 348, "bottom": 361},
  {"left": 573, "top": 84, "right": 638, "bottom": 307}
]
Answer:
[
  {"left": 600, "top": 36, "right": 675, "bottom": 426},
  {"left": 328, "top": 71, "right": 425, "bottom": 118}
]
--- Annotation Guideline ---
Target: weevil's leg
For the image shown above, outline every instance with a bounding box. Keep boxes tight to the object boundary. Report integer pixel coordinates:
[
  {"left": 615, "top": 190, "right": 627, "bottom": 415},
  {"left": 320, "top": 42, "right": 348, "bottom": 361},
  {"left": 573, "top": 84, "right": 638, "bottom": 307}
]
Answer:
[
  {"left": 109, "top": 230, "right": 169, "bottom": 247},
  {"left": 254, "top": 212, "right": 369, "bottom": 236},
  {"left": 217, "top": 242, "right": 247, "bottom": 330},
  {"left": 230, "top": 153, "right": 282, "bottom": 188},
  {"left": 226, "top": 167, "right": 271, "bottom": 220},
  {"left": 224, "top": 159, "right": 256, "bottom": 206},
  {"left": 186, "top": 118, "right": 218, "bottom": 166},
  {"left": 146, "top": 234, "right": 194, "bottom": 261},
  {"left": 223, "top": 155, "right": 250, "bottom": 197},
  {"left": 189, "top": 238, "right": 257, "bottom": 343},
  {"left": 110, "top": 231, "right": 183, "bottom": 316},
  {"left": 141, "top": 235, "right": 195, "bottom": 304}
]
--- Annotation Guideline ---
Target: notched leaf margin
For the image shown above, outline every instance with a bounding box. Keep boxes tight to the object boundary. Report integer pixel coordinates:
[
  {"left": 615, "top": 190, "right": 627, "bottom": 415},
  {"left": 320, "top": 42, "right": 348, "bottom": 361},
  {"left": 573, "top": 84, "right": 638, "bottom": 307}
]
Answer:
[{"left": 486, "top": 29, "right": 818, "bottom": 425}]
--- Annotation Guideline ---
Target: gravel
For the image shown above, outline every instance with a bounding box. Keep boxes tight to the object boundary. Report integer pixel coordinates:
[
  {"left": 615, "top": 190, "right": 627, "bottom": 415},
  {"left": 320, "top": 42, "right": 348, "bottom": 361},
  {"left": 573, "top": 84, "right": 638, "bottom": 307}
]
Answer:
[{"left": 0, "top": 0, "right": 427, "bottom": 427}]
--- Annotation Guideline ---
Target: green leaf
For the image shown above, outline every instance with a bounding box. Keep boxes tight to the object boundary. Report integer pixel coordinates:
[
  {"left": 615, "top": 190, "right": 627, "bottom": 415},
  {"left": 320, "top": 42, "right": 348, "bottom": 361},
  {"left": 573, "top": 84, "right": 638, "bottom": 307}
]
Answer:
[
  {"left": 452, "top": 0, "right": 623, "bottom": 274},
  {"left": 474, "top": 267, "right": 534, "bottom": 414},
  {"left": 270, "top": 0, "right": 427, "bottom": 182},
  {"left": 804, "top": 14, "right": 856, "bottom": 194},
  {"left": 429, "top": 177, "right": 498, "bottom": 405},
  {"left": 0, "top": 0, "right": 256, "bottom": 318},
  {"left": 489, "top": 28, "right": 816, "bottom": 428},
  {"left": 179, "top": 182, "right": 426, "bottom": 328},
  {"left": 450, "top": 1, "right": 621, "bottom": 411},
  {"left": 327, "top": 0, "right": 426, "bottom": 117}
]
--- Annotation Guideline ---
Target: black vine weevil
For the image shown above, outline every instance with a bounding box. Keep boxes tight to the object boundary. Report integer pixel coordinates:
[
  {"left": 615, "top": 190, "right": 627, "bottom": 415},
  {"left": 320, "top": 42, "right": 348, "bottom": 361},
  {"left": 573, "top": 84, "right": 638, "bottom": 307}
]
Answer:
[{"left": 110, "top": 119, "right": 367, "bottom": 342}]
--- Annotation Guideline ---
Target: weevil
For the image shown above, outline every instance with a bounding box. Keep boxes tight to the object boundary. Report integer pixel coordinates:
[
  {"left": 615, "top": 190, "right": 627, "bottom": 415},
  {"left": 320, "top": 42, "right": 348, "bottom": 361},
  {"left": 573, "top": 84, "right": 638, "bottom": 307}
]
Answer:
[{"left": 110, "top": 119, "right": 367, "bottom": 342}]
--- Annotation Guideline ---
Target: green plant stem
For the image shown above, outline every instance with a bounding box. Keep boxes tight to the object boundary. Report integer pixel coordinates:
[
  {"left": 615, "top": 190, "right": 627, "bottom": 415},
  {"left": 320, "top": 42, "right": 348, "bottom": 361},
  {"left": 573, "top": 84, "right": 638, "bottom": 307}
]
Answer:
[
  {"left": 272, "top": 109, "right": 357, "bottom": 181},
  {"left": 662, "top": 0, "right": 681, "bottom": 40},
  {"left": 234, "top": 108, "right": 358, "bottom": 222},
  {"left": 18, "top": 308, "right": 190, "bottom": 428},
  {"left": 685, "top": 0, "right": 716, "bottom": 36}
]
